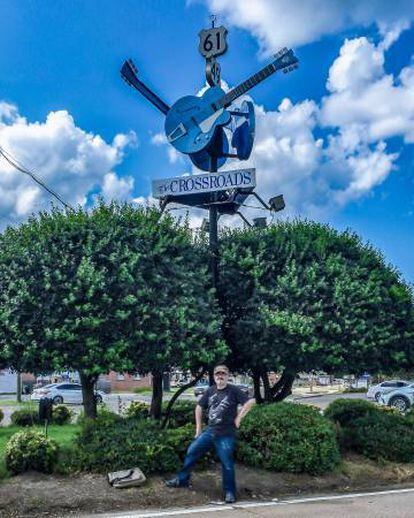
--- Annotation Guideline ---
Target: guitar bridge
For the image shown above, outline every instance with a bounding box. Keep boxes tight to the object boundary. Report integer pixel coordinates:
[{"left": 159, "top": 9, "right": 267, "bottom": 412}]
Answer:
[{"left": 167, "top": 123, "right": 187, "bottom": 143}]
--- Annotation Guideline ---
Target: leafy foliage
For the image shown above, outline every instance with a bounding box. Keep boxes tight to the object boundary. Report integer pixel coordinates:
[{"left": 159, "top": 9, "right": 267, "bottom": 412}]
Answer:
[
  {"left": 161, "top": 399, "right": 196, "bottom": 428},
  {"left": 72, "top": 415, "right": 181, "bottom": 474},
  {"left": 5, "top": 430, "right": 59, "bottom": 474},
  {"left": 219, "top": 221, "right": 414, "bottom": 397},
  {"left": 124, "top": 401, "right": 150, "bottom": 420},
  {"left": 237, "top": 402, "right": 341, "bottom": 474},
  {"left": 52, "top": 405, "right": 72, "bottom": 425},
  {"left": 10, "top": 409, "right": 40, "bottom": 427},
  {"left": 0, "top": 408, "right": 3, "bottom": 425},
  {"left": 324, "top": 398, "right": 380, "bottom": 427},
  {"left": 344, "top": 412, "right": 414, "bottom": 462},
  {"left": 0, "top": 202, "right": 226, "bottom": 418}
]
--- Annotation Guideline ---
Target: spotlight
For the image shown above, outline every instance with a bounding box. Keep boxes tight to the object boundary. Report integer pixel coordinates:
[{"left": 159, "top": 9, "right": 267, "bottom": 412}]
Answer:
[{"left": 268, "top": 194, "right": 285, "bottom": 212}]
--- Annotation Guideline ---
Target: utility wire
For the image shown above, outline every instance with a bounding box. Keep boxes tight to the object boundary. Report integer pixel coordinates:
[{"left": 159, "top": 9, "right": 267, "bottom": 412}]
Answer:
[{"left": 0, "top": 144, "right": 74, "bottom": 211}]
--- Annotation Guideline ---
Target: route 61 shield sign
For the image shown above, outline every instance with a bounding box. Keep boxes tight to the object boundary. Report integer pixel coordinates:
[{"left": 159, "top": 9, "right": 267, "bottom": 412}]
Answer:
[{"left": 198, "top": 26, "right": 228, "bottom": 59}]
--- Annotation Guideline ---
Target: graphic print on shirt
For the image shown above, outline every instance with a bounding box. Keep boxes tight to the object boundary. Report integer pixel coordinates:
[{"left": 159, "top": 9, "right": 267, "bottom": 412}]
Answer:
[{"left": 208, "top": 392, "right": 231, "bottom": 425}]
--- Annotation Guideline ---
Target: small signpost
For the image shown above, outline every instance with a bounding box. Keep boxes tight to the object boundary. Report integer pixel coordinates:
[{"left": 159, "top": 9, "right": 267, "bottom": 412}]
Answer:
[{"left": 120, "top": 15, "right": 298, "bottom": 293}]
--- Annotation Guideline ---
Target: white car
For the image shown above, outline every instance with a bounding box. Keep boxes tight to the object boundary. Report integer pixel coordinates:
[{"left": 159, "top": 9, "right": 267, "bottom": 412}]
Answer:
[
  {"left": 380, "top": 383, "right": 414, "bottom": 412},
  {"left": 366, "top": 380, "right": 409, "bottom": 402},
  {"left": 31, "top": 382, "right": 104, "bottom": 405}
]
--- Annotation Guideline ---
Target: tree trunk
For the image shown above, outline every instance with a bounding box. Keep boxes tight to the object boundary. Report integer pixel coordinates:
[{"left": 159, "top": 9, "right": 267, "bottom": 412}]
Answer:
[
  {"left": 150, "top": 371, "right": 163, "bottom": 420},
  {"left": 79, "top": 371, "right": 98, "bottom": 419},
  {"left": 261, "top": 369, "right": 272, "bottom": 402},
  {"left": 208, "top": 367, "right": 215, "bottom": 386},
  {"left": 161, "top": 368, "right": 206, "bottom": 429},
  {"left": 269, "top": 369, "right": 296, "bottom": 402},
  {"left": 16, "top": 372, "right": 22, "bottom": 403},
  {"left": 252, "top": 367, "right": 263, "bottom": 404}
]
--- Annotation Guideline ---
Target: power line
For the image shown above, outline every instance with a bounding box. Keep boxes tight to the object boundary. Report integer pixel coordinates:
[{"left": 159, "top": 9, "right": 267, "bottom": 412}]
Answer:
[{"left": 0, "top": 145, "right": 74, "bottom": 211}]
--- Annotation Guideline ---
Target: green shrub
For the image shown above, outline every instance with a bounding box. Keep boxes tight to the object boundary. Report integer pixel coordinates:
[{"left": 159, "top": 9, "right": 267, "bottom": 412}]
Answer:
[
  {"left": 76, "top": 405, "right": 121, "bottom": 426},
  {"left": 72, "top": 416, "right": 180, "bottom": 474},
  {"left": 164, "top": 424, "right": 215, "bottom": 467},
  {"left": 10, "top": 409, "right": 40, "bottom": 426},
  {"left": 51, "top": 405, "right": 72, "bottom": 425},
  {"left": 237, "top": 402, "right": 341, "bottom": 475},
  {"left": 0, "top": 408, "right": 4, "bottom": 425},
  {"left": 5, "top": 430, "right": 59, "bottom": 474},
  {"left": 344, "top": 412, "right": 414, "bottom": 462},
  {"left": 324, "top": 398, "right": 380, "bottom": 427},
  {"left": 124, "top": 401, "right": 150, "bottom": 420},
  {"left": 133, "top": 387, "right": 151, "bottom": 394},
  {"left": 162, "top": 400, "right": 196, "bottom": 428}
]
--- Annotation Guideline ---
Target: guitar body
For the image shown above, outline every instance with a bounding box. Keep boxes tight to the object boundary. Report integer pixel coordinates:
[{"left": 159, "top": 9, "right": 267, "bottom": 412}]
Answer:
[{"left": 165, "top": 86, "right": 231, "bottom": 154}]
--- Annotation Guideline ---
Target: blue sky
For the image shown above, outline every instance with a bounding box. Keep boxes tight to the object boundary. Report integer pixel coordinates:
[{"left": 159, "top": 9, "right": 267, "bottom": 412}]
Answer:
[{"left": 0, "top": 0, "right": 413, "bottom": 284}]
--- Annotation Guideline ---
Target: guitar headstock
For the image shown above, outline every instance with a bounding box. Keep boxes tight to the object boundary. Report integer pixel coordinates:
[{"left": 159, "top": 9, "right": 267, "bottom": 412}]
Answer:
[
  {"left": 120, "top": 59, "right": 139, "bottom": 86},
  {"left": 273, "top": 48, "right": 299, "bottom": 74}
]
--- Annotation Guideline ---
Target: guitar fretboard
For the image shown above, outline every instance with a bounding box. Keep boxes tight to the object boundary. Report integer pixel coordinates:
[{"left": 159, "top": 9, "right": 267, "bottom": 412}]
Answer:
[{"left": 218, "top": 62, "right": 277, "bottom": 109}]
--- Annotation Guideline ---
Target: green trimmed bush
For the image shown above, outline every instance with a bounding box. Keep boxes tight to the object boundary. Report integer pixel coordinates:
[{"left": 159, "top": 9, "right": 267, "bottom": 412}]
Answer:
[
  {"left": 51, "top": 405, "right": 72, "bottom": 425},
  {"left": 10, "top": 409, "right": 40, "bottom": 426},
  {"left": 344, "top": 412, "right": 414, "bottom": 462},
  {"left": 0, "top": 408, "right": 4, "bottom": 425},
  {"left": 5, "top": 430, "right": 59, "bottom": 474},
  {"left": 76, "top": 406, "right": 121, "bottom": 427},
  {"left": 162, "top": 400, "right": 196, "bottom": 428},
  {"left": 124, "top": 401, "right": 150, "bottom": 420},
  {"left": 324, "top": 398, "right": 380, "bottom": 427},
  {"left": 237, "top": 402, "right": 341, "bottom": 475},
  {"left": 72, "top": 416, "right": 180, "bottom": 474}
]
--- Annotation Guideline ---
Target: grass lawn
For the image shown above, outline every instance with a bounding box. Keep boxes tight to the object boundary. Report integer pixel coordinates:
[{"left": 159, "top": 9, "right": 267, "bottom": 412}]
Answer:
[{"left": 0, "top": 424, "right": 80, "bottom": 479}]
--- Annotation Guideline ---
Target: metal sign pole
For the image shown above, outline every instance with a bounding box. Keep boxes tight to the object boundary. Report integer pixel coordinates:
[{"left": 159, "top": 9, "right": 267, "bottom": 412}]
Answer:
[{"left": 209, "top": 156, "right": 219, "bottom": 292}]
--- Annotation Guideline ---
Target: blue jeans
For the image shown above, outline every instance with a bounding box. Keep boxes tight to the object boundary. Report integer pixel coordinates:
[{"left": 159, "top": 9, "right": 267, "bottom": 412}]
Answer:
[{"left": 177, "top": 428, "right": 236, "bottom": 495}]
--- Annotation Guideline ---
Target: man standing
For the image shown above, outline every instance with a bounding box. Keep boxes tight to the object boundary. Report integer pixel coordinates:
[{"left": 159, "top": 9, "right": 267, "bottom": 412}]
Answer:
[{"left": 165, "top": 364, "right": 255, "bottom": 503}]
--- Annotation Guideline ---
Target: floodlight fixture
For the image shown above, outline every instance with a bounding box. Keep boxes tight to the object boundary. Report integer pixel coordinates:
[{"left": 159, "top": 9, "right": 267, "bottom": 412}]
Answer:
[{"left": 268, "top": 194, "right": 285, "bottom": 212}]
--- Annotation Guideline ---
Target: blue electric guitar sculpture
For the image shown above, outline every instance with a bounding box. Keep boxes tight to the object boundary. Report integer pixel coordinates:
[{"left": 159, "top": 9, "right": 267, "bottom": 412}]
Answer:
[{"left": 164, "top": 48, "right": 298, "bottom": 155}]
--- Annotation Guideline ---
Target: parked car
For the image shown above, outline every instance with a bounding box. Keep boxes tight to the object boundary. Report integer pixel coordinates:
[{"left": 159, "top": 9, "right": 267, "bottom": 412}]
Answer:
[
  {"left": 379, "top": 383, "right": 414, "bottom": 412},
  {"left": 194, "top": 380, "right": 210, "bottom": 397},
  {"left": 366, "top": 380, "right": 409, "bottom": 402},
  {"left": 31, "top": 382, "right": 104, "bottom": 405}
]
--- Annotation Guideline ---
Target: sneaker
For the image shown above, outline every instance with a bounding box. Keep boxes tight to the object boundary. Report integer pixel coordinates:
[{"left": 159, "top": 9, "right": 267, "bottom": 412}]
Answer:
[
  {"left": 164, "top": 477, "right": 188, "bottom": 488},
  {"left": 224, "top": 492, "right": 236, "bottom": 503}
]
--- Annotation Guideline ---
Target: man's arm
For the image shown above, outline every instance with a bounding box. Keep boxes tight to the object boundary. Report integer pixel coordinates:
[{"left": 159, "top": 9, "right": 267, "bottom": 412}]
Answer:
[
  {"left": 235, "top": 398, "right": 255, "bottom": 428},
  {"left": 195, "top": 404, "right": 204, "bottom": 437}
]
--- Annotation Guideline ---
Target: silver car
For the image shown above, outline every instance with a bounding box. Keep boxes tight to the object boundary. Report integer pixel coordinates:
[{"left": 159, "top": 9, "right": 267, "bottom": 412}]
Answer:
[
  {"left": 366, "top": 380, "right": 409, "bottom": 402},
  {"left": 379, "top": 383, "right": 414, "bottom": 412},
  {"left": 31, "top": 382, "right": 104, "bottom": 405}
]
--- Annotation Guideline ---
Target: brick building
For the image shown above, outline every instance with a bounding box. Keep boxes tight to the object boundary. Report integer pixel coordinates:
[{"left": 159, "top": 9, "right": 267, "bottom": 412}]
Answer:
[{"left": 99, "top": 371, "right": 152, "bottom": 392}]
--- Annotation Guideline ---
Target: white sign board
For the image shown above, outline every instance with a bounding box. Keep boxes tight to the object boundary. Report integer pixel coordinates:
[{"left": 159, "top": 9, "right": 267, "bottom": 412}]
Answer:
[{"left": 152, "top": 168, "right": 256, "bottom": 199}]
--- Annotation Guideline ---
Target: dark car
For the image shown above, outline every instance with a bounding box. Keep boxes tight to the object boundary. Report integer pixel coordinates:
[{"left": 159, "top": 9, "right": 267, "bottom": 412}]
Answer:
[{"left": 194, "top": 380, "right": 209, "bottom": 397}]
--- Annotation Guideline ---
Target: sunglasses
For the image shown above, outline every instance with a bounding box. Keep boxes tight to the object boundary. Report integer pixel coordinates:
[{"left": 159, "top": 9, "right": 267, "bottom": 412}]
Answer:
[{"left": 214, "top": 371, "right": 228, "bottom": 376}]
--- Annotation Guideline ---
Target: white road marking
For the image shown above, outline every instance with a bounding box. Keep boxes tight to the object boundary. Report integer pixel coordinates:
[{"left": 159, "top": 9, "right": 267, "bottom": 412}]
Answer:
[{"left": 88, "top": 487, "right": 414, "bottom": 517}]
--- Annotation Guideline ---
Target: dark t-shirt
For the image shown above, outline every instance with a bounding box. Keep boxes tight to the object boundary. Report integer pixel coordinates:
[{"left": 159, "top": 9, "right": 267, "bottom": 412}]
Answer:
[{"left": 198, "top": 384, "right": 250, "bottom": 436}]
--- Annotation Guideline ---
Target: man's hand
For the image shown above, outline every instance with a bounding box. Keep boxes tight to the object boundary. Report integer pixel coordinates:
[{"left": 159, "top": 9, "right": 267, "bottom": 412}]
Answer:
[{"left": 234, "top": 416, "right": 241, "bottom": 429}]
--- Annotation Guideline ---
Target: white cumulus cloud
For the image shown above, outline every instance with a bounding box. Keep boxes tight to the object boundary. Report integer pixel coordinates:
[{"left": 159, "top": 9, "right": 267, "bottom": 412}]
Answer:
[
  {"left": 0, "top": 106, "right": 137, "bottom": 227},
  {"left": 203, "top": 0, "right": 413, "bottom": 53}
]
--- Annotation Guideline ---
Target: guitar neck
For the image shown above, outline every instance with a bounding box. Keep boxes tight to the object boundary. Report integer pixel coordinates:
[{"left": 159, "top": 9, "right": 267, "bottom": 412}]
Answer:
[{"left": 218, "top": 62, "right": 277, "bottom": 108}]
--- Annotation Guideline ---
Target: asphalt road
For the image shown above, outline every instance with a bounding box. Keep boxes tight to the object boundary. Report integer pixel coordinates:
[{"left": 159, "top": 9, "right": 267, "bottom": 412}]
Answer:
[{"left": 76, "top": 488, "right": 414, "bottom": 518}]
